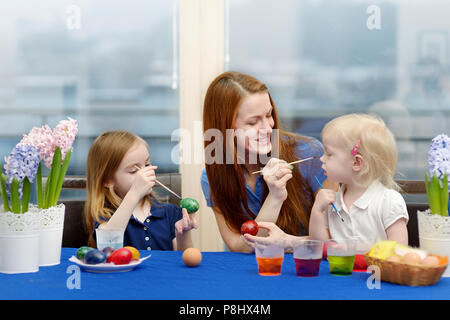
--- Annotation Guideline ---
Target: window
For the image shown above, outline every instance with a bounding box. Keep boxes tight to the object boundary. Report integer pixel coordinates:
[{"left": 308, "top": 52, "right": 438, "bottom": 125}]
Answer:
[
  {"left": 0, "top": 0, "right": 179, "bottom": 200},
  {"left": 227, "top": 0, "right": 449, "bottom": 202}
]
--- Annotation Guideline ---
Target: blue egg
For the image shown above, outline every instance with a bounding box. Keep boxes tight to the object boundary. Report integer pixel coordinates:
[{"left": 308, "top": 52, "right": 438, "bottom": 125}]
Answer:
[{"left": 84, "top": 249, "right": 107, "bottom": 264}]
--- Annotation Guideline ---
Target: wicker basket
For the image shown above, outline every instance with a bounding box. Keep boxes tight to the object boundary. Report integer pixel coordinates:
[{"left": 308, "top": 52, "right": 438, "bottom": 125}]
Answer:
[{"left": 364, "top": 255, "right": 448, "bottom": 286}]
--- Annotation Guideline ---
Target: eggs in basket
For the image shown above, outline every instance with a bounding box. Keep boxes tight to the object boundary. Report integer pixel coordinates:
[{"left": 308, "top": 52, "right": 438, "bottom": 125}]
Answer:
[{"left": 364, "top": 241, "right": 448, "bottom": 286}]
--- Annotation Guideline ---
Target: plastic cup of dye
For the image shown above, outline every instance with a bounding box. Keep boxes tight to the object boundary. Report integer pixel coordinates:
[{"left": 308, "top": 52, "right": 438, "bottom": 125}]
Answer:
[
  {"left": 292, "top": 239, "right": 323, "bottom": 277},
  {"left": 326, "top": 239, "right": 357, "bottom": 276},
  {"left": 254, "top": 240, "right": 284, "bottom": 276},
  {"left": 96, "top": 227, "right": 125, "bottom": 250}
]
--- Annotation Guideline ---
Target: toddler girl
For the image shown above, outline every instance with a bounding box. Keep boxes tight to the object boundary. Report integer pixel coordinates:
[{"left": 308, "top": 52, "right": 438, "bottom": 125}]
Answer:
[{"left": 309, "top": 114, "right": 408, "bottom": 246}]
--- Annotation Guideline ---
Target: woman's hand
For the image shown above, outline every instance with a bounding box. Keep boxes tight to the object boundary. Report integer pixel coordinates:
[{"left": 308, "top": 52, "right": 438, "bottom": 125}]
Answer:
[
  {"left": 262, "top": 158, "right": 293, "bottom": 201},
  {"left": 175, "top": 208, "right": 199, "bottom": 236},
  {"left": 242, "top": 221, "right": 289, "bottom": 249},
  {"left": 129, "top": 165, "right": 157, "bottom": 199},
  {"left": 312, "top": 188, "right": 336, "bottom": 214}
]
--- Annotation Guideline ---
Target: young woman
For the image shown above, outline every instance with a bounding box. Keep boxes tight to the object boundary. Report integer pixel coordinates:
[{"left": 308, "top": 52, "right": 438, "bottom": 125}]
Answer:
[{"left": 201, "top": 71, "right": 336, "bottom": 252}]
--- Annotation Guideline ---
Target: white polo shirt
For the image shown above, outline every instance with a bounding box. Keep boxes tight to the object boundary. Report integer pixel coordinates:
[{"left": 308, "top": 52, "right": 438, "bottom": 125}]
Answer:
[{"left": 326, "top": 179, "right": 409, "bottom": 250}]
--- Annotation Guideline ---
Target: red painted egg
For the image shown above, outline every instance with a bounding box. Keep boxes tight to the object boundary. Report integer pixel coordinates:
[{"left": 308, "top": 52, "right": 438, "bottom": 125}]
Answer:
[{"left": 240, "top": 220, "right": 259, "bottom": 236}]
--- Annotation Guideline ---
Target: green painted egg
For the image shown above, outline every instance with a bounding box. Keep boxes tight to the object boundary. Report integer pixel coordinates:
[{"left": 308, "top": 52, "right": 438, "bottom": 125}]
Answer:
[
  {"left": 180, "top": 198, "right": 199, "bottom": 213},
  {"left": 76, "top": 246, "right": 93, "bottom": 261}
]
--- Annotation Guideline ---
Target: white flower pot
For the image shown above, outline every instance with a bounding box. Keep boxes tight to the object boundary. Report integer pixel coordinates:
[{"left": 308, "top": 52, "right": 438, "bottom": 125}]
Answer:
[
  {"left": 39, "top": 204, "right": 65, "bottom": 267},
  {"left": 0, "top": 208, "right": 41, "bottom": 274},
  {"left": 418, "top": 209, "right": 450, "bottom": 277}
]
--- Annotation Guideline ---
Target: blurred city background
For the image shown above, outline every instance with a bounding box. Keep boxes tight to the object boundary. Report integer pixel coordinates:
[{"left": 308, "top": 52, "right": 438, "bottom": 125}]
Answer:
[{"left": 0, "top": 0, "right": 449, "bottom": 201}]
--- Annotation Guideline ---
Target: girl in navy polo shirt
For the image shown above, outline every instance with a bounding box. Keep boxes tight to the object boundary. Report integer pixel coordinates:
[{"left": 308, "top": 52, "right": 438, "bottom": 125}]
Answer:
[{"left": 84, "top": 131, "right": 198, "bottom": 251}]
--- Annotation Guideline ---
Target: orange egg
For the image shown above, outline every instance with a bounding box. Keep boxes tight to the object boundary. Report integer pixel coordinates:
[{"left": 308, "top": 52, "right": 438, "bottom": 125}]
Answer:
[
  {"left": 421, "top": 255, "right": 439, "bottom": 267},
  {"left": 182, "top": 248, "right": 202, "bottom": 267},
  {"left": 124, "top": 246, "right": 140, "bottom": 261},
  {"left": 438, "top": 255, "right": 449, "bottom": 266},
  {"left": 401, "top": 252, "right": 422, "bottom": 265}
]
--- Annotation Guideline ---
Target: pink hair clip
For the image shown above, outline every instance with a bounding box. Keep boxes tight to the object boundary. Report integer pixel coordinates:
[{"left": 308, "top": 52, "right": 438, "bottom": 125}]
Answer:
[{"left": 351, "top": 138, "right": 361, "bottom": 156}]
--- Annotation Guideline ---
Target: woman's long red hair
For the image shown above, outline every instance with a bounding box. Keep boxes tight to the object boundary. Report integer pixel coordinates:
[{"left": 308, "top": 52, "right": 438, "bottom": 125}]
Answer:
[{"left": 203, "top": 71, "right": 316, "bottom": 236}]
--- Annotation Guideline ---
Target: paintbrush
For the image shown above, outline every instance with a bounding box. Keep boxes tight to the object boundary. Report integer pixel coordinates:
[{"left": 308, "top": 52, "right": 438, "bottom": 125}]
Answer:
[
  {"left": 134, "top": 165, "right": 182, "bottom": 200},
  {"left": 314, "top": 175, "right": 344, "bottom": 222},
  {"left": 251, "top": 156, "right": 315, "bottom": 175}
]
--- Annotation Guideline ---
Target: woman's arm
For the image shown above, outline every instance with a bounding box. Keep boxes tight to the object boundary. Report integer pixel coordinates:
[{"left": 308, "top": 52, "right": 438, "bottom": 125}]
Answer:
[
  {"left": 254, "top": 193, "right": 285, "bottom": 224},
  {"left": 212, "top": 183, "right": 288, "bottom": 253},
  {"left": 211, "top": 159, "right": 292, "bottom": 252},
  {"left": 244, "top": 221, "right": 309, "bottom": 251},
  {"left": 255, "top": 158, "right": 293, "bottom": 223},
  {"left": 213, "top": 208, "right": 254, "bottom": 253}
]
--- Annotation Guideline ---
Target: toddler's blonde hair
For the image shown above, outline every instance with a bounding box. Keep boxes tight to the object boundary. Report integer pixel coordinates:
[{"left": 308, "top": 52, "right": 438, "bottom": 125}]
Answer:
[{"left": 322, "top": 113, "right": 399, "bottom": 190}]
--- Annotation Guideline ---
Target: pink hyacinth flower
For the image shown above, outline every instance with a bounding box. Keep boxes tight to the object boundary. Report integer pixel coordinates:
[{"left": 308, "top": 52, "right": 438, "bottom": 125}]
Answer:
[
  {"left": 20, "top": 125, "right": 56, "bottom": 166},
  {"left": 49, "top": 117, "right": 78, "bottom": 166}
]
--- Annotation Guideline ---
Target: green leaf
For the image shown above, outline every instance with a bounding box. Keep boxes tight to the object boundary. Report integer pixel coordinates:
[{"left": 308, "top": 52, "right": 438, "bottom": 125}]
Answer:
[
  {"left": 51, "top": 149, "right": 71, "bottom": 207},
  {"left": 0, "top": 173, "right": 11, "bottom": 212},
  {"left": 21, "top": 177, "right": 31, "bottom": 213},
  {"left": 429, "top": 173, "right": 442, "bottom": 215},
  {"left": 44, "top": 172, "right": 51, "bottom": 209},
  {"left": 441, "top": 174, "right": 448, "bottom": 216},
  {"left": 46, "top": 147, "right": 61, "bottom": 209},
  {"left": 10, "top": 177, "right": 21, "bottom": 214},
  {"left": 36, "top": 162, "right": 43, "bottom": 209}
]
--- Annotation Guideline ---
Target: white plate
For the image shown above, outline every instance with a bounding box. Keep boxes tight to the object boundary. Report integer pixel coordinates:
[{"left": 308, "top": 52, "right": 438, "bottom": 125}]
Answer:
[{"left": 68, "top": 255, "right": 151, "bottom": 273}]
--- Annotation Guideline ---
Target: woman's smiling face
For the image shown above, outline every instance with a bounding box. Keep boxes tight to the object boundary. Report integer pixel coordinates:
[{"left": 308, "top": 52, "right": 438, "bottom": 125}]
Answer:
[{"left": 233, "top": 92, "right": 274, "bottom": 160}]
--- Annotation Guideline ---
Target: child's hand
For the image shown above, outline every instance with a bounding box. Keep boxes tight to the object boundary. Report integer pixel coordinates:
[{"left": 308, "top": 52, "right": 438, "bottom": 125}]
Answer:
[
  {"left": 130, "top": 165, "right": 157, "bottom": 199},
  {"left": 262, "top": 158, "right": 293, "bottom": 201},
  {"left": 242, "top": 221, "right": 288, "bottom": 249},
  {"left": 175, "top": 208, "right": 198, "bottom": 236},
  {"left": 312, "top": 188, "right": 336, "bottom": 213}
]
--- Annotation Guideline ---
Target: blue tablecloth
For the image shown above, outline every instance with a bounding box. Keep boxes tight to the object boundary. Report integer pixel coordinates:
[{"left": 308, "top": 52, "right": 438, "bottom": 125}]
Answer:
[{"left": 0, "top": 248, "right": 449, "bottom": 300}]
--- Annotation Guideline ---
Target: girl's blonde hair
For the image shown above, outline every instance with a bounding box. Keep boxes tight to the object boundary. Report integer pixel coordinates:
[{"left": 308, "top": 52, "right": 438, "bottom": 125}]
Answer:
[
  {"left": 322, "top": 114, "right": 400, "bottom": 191},
  {"left": 84, "top": 131, "right": 151, "bottom": 247}
]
